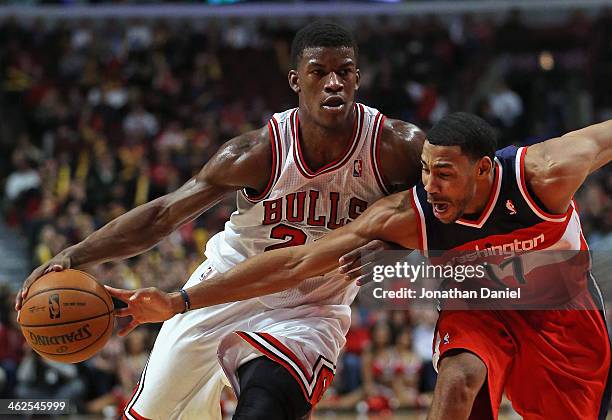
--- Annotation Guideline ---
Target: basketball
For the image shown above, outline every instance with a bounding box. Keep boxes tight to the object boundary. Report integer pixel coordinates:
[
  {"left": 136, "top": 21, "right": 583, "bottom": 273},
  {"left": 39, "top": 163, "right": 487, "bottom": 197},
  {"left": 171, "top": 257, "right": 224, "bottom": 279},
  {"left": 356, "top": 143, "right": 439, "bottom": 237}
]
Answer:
[{"left": 18, "top": 269, "right": 114, "bottom": 364}]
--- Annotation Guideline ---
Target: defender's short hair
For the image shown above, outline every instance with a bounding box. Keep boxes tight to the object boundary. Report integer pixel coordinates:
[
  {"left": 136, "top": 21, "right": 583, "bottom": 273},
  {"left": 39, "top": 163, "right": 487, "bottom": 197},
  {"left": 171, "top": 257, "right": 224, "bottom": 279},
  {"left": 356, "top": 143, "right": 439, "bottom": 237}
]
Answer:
[
  {"left": 290, "top": 21, "right": 358, "bottom": 68},
  {"left": 427, "top": 112, "right": 497, "bottom": 160}
]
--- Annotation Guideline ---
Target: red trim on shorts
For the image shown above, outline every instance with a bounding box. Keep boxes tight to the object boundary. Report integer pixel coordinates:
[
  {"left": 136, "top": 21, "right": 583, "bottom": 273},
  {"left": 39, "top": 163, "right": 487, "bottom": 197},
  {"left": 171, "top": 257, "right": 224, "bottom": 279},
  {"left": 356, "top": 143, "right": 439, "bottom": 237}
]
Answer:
[
  {"left": 235, "top": 331, "right": 335, "bottom": 404},
  {"left": 236, "top": 331, "right": 310, "bottom": 399},
  {"left": 127, "top": 407, "right": 152, "bottom": 420},
  {"left": 259, "top": 332, "right": 311, "bottom": 374}
]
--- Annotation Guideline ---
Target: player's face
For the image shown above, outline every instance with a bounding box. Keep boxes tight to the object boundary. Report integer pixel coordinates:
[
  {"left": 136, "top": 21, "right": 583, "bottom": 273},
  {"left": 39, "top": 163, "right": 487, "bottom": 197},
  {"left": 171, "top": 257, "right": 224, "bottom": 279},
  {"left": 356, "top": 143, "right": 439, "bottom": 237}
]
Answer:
[
  {"left": 421, "top": 141, "right": 480, "bottom": 224},
  {"left": 289, "top": 47, "right": 360, "bottom": 129}
]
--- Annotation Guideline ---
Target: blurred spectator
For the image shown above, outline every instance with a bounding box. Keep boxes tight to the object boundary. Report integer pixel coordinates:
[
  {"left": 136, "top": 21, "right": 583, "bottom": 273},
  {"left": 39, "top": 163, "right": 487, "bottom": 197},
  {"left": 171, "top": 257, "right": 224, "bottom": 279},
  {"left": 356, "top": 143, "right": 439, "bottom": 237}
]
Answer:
[
  {"left": 123, "top": 104, "right": 159, "bottom": 139},
  {"left": 360, "top": 321, "right": 398, "bottom": 412},
  {"left": 488, "top": 80, "right": 523, "bottom": 128},
  {"left": 392, "top": 327, "right": 425, "bottom": 408},
  {"left": 4, "top": 150, "right": 40, "bottom": 202}
]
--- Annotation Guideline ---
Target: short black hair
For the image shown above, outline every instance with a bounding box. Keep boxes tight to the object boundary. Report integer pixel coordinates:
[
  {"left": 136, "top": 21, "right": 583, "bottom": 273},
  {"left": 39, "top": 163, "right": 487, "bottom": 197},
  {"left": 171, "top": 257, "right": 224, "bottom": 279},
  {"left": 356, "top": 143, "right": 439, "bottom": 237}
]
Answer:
[
  {"left": 290, "top": 21, "right": 358, "bottom": 68},
  {"left": 427, "top": 112, "right": 497, "bottom": 161}
]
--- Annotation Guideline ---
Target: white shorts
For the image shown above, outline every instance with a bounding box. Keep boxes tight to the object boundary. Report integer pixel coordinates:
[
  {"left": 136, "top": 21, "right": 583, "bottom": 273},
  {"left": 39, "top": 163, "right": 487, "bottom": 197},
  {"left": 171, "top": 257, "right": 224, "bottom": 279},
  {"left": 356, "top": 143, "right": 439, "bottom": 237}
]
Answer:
[{"left": 123, "top": 260, "right": 348, "bottom": 420}]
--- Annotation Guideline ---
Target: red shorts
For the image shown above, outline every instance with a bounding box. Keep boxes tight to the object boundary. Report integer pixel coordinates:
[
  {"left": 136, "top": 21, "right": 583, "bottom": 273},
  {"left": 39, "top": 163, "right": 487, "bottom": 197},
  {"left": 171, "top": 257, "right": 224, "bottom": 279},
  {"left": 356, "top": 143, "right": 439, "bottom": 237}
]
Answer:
[{"left": 433, "top": 295, "right": 611, "bottom": 419}]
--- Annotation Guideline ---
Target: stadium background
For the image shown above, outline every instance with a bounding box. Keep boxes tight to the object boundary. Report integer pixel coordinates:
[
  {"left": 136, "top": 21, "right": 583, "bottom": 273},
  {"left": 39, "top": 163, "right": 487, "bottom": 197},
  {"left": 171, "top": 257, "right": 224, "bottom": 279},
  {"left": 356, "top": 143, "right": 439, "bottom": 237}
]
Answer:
[{"left": 0, "top": 1, "right": 611, "bottom": 418}]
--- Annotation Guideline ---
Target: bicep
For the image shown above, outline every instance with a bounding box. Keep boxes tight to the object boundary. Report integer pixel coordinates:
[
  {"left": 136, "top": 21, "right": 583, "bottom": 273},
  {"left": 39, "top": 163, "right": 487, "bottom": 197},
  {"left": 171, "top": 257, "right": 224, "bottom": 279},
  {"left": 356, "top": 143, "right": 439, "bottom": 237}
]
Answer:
[
  {"left": 198, "top": 128, "right": 272, "bottom": 193},
  {"left": 525, "top": 135, "right": 604, "bottom": 213},
  {"left": 153, "top": 129, "right": 271, "bottom": 231}
]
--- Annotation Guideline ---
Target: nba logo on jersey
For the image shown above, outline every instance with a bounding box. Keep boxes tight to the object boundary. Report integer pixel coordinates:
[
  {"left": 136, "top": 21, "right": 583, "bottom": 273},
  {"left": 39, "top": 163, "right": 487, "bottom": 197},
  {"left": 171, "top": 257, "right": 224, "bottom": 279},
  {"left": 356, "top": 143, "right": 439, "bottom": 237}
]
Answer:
[
  {"left": 353, "top": 159, "right": 362, "bottom": 177},
  {"left": 506, "top": 199, "right": 517, "bottom": 215}
]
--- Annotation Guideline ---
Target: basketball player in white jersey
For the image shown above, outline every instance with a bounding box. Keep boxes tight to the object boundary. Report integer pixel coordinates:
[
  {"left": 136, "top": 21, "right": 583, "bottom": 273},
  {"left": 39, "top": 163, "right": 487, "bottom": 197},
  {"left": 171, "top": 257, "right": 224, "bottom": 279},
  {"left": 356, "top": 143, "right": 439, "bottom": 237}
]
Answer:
[
  {"left": 16, "top": 22, "right": 425, "bottom": 419},
  {"left": 111, "top": 112, "right": 612, "bottom": 419}
]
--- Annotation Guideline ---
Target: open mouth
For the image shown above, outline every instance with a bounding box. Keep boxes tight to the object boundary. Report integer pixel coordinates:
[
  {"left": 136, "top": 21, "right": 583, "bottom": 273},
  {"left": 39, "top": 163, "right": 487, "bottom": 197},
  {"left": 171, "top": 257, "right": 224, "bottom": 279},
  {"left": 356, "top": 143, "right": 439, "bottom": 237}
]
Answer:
[
  {"left": 321, "top": 96, "right": 345, "bottom": 111},
  {"left": 428, "top": 199, "right": 451, "bottom": 218}
]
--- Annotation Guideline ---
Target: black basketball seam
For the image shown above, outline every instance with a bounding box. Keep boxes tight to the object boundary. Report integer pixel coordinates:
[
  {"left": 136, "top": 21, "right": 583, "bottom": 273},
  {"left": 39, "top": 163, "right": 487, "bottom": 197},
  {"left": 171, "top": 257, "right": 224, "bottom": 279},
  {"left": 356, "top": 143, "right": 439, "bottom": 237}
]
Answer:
[
  {"left": 20, "top": 311, "right": 113, "bottom": 328},
  {"left": 26, "top": 312, "right": 113, "bottom": 358}
]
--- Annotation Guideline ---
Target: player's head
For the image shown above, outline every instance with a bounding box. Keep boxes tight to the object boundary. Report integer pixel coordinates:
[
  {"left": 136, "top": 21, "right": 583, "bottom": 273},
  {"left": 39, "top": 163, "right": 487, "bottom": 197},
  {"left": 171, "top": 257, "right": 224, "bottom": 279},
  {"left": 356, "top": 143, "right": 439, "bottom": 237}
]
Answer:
[
  {"left": 422, "top": 112, "right": 497, "bottom": 224},
  {"left": 288, "top": 21, "right": 360, "bottom": 129}
]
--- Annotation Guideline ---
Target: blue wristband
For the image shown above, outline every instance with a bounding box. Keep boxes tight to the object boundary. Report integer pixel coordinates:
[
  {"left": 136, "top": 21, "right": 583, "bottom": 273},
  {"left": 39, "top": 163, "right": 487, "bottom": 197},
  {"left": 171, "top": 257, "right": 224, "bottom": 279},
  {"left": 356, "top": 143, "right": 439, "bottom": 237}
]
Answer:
[{"left": 179, "top": 289, "right": 191, "bottom": 313}]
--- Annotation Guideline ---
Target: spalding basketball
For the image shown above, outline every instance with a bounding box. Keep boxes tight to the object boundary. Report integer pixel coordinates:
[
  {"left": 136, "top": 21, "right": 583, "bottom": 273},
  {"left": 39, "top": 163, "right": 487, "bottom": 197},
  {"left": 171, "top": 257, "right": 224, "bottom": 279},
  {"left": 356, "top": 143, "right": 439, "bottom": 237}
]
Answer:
[{"left": 18, "top": 269, "right": 114, "bottom": 363}]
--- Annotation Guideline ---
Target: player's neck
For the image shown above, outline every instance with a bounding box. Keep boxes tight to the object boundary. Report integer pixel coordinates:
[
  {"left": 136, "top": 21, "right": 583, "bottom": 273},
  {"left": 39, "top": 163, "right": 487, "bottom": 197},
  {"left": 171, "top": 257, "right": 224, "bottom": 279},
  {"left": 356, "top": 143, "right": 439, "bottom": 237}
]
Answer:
[
  {"left": 464, "top": 165, "right": 497, "bottom": 216},
  {"left": 297, "top": 109, "right": 356, "bottom": 172}
]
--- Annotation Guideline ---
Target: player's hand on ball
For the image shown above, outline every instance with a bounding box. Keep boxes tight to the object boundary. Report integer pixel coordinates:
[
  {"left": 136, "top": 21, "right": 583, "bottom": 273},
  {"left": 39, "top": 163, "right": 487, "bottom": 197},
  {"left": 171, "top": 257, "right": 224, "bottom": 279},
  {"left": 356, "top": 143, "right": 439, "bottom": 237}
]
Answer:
[
  {"left": 338, "top": 240, "right": 397, "bottom": 286},
  {"left": 104, "top": 286, "right": 177, "bottom": 336},
  {"left": 16, "top": 253, "right": 72, "bottom": 311}
]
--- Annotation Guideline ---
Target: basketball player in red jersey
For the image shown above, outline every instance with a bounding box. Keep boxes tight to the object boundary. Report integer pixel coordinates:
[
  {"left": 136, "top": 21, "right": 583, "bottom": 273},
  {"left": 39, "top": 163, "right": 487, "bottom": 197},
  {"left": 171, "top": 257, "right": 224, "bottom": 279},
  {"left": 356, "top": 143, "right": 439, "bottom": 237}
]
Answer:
[
  {"left": 16, "top": 23, "right": 425, "bottom": 419},
  {"left": 114, "top": 113, "right": 611, "bottom": 419}
]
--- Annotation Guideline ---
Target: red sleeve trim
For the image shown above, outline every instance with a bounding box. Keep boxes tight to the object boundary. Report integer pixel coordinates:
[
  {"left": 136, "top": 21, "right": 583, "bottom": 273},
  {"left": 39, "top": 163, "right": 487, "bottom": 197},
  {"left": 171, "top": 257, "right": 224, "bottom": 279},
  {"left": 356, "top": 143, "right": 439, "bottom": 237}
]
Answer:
[{"left": 242, "top": 118, "right": 281, "bottom": 202}]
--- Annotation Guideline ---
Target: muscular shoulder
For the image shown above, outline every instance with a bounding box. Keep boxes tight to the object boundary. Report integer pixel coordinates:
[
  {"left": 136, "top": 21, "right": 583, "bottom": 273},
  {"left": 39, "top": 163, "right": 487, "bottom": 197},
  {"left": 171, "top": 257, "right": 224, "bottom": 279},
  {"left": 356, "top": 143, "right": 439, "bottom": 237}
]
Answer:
[
  {"left": 378, "top": 118, "right": 425, "bottom": 193},
  {"left": 523, "top": 136, "right": 589, "bottom": 214},
  {"left": 198, "top": 126, "right": 272, "bottom": 192}
]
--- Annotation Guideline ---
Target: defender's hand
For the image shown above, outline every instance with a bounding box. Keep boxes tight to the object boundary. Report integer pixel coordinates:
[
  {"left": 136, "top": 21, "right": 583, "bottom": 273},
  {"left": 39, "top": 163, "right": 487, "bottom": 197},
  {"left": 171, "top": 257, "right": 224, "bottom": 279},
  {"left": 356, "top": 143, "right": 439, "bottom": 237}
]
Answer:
[
  {"left": 15, "top": 254, "right": 72, "bottom": 311},
  {"left": 338, "top": 240, "right": 396, "bottom": 286},
  {"left": 105, "top": 286, "right": 182, "bottom": 336}
]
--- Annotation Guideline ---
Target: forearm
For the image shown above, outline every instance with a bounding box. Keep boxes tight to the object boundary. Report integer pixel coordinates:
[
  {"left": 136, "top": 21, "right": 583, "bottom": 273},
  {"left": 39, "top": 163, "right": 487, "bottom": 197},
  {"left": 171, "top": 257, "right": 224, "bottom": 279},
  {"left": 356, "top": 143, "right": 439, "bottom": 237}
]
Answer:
[
  {"left": 65, "top": 177, "right": 228, "bottom": 268},
  {"left": 172, "top": 247, "right": 344, "bottom": 311},
  {"left": 172, "top": 231, "right": 370, "bottom": 311},
  {"left": 65, "top": 200, "right": 173, "bottom": 267},
  {"left": 165, "top": 195, "right": 408, "bottom": 312}
]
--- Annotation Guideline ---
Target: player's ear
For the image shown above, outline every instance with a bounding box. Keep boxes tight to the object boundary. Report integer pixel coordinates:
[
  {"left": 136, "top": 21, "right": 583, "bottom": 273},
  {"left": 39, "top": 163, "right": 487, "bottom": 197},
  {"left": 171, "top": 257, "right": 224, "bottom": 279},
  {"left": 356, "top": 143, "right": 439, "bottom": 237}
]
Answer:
[
  {"left": 288, "top": 70, "right": 300, "bottom": 93},
  {"left": 354, "top": 68, "right": 361, "bottom": 91},
  {"left": 477, "top": 156, "right": 493, "bottom": 177}
]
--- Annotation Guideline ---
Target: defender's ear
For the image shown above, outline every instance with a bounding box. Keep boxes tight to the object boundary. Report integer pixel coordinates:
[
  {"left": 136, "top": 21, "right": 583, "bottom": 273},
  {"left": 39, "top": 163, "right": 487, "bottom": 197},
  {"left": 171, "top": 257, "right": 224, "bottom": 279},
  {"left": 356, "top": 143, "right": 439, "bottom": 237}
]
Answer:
[
  {"left": 288, "top": 70, "right": 300, "bottom": 94},
  {"left": 477, "top": 156, "right": 493, "bottom": 177},
  {"left": 355, "top": 68, "right": 360, "bottom": 91}
]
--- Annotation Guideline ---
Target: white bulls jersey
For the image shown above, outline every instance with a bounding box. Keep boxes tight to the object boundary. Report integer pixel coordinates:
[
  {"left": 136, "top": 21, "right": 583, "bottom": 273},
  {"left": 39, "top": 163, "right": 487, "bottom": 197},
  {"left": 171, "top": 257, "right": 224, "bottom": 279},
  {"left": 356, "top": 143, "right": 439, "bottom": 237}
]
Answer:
[{"left": 206, "top": 103, "right": 389, "bottom": 308}]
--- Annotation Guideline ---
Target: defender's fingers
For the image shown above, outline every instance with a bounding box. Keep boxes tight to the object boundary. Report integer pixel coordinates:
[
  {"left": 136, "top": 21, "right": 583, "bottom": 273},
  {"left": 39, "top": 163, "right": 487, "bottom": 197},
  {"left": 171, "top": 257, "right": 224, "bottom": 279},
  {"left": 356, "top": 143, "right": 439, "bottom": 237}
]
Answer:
[
  {"left": 104, "top": 285, "right": 134, "bottom": 299},
  {"left": 114, "top": 307, "right": 133, "bottom": 318},
  {"left": 343, "top": 261, "right": 376, "bottom": 280},
  {"left": 340, "top": 248, "right": 386, "bottom": 274},
  {"left": 356, "top": 274, "right": 374, "bottom": 286},
  {"left": 339, "top": 248, "right": 362, "bottom": 266}
]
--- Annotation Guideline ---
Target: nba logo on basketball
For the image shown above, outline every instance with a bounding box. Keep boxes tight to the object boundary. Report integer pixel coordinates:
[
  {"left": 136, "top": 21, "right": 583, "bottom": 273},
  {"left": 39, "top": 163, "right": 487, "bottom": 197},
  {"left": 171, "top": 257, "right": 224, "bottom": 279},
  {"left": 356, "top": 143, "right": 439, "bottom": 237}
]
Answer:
[
  {"left": 48, "top": 294, "right": 61, "bottom": 319},
  {"left": 353, "top": 159, "right": 362, "bottom": 177}
]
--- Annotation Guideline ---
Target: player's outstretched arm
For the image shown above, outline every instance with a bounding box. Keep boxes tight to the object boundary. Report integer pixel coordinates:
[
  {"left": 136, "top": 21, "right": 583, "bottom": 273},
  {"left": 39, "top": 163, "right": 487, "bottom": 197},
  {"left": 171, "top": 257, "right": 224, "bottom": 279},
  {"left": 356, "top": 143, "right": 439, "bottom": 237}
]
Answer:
[
  {"left": 16, "top": 128, "right": 272, "bottom": 310},
  {"left": 525, "top": 119, "right": 612, "bottom": 213},
  {"left": 106, "top": 192, "right": 418, "bottom": 336}
]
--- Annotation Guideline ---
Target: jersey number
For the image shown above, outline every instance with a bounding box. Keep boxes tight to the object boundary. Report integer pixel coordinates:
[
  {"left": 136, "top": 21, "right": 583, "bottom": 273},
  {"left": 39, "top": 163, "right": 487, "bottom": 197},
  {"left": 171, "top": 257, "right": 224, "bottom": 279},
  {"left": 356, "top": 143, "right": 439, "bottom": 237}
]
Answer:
[
  {"left": 483, "top": 256, "right": 527, "bottom": 288},
  {"left": 264, "top": 224, "right": 307, "bottom": 251}
]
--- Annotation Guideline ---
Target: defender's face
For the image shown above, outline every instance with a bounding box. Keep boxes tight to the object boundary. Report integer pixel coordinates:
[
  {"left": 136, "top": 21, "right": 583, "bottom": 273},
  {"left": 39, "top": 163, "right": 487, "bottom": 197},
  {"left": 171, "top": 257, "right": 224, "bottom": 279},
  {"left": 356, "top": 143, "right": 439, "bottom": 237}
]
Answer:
[
  {"left": 291, "top": 47, "right": 360, "bottom": 128},
  {"left": 421, "top": 141, "right": 479, "bottom": 224}
]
